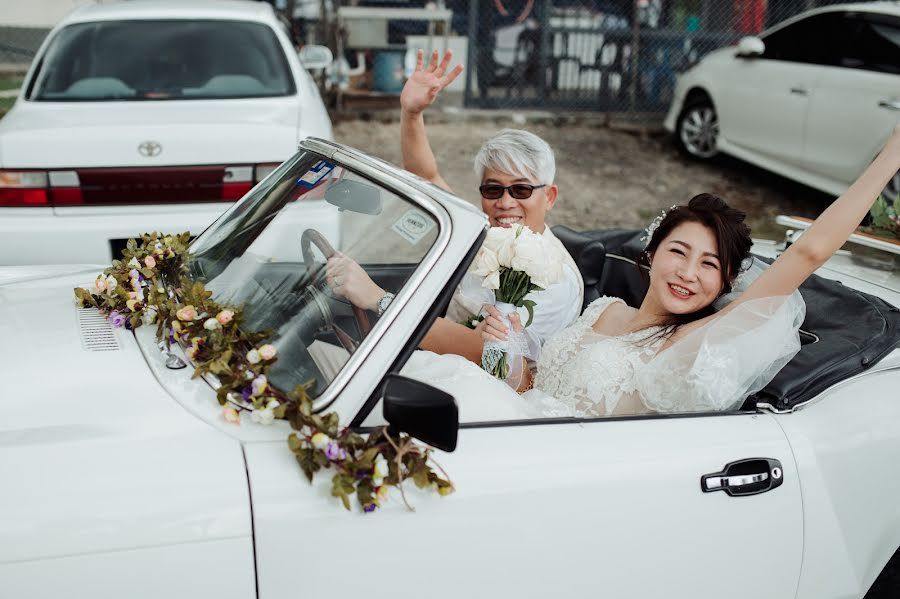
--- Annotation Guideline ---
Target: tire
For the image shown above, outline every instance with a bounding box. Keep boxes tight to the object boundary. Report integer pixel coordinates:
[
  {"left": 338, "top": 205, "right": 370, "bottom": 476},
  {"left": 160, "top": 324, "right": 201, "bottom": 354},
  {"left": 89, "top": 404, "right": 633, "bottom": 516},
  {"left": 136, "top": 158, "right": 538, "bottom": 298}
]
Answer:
[
  {"left": 881, "top": 170, "right": 899, "bottom": 205},
  {"left": 675, "top": 97, "right": 720, "bottom": 160}
]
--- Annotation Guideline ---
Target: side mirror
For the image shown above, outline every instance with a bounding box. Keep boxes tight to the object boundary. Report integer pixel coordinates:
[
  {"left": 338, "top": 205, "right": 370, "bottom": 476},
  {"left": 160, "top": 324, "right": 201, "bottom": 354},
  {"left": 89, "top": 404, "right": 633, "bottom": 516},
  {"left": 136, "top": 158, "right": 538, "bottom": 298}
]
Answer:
[
  {"left": 736, "top": 36, "right": 765, "bottom": 58},
  {"left": 299, "top": 45, "right": 333, "bottom": 70},
  {"left": 382, "top": 374, "right": 458, "bottom": 452},
  {"left": 324, "top": 178, "right": 383, "bottom": 215}
]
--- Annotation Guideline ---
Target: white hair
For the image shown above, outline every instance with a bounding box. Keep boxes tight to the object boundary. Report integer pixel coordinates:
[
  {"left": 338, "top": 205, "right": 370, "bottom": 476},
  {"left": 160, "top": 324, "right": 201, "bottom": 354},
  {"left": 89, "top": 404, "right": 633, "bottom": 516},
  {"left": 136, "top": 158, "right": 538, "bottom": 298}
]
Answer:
[{"left": 473, "top": 128, "right": 556, "bottom": 185}]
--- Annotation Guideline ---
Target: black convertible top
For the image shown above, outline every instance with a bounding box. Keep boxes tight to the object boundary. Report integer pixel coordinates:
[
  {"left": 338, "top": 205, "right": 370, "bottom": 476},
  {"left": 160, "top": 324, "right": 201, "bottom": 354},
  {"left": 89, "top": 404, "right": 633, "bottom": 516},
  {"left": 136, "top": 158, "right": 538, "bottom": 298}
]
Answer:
[{"left": 553, "top": 226, "right": 900, "bottom": 411}]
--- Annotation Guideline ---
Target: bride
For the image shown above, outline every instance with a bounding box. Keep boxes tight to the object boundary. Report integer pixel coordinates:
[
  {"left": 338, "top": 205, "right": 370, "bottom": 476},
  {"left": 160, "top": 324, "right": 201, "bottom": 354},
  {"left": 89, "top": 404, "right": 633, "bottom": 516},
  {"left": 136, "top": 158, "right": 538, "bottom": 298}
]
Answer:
[{"left": 402, "top": 126, "right": 900, "bottom": 421}]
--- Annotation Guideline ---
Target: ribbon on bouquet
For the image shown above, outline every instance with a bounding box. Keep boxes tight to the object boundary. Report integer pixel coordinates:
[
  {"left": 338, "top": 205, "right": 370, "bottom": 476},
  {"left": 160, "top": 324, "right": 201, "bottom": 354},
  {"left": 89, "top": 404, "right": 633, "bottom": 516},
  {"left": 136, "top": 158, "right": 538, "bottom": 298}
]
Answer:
[{"left": 481, "top": 302, "right": 531, "bottom": 389}]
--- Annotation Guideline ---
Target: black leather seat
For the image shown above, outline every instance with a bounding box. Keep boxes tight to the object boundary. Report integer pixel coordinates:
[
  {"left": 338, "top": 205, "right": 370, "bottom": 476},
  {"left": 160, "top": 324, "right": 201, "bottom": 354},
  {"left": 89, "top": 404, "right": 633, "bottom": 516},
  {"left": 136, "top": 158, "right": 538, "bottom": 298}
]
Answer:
[{"left": 553, "top": 226, "right": 647, "bottom": 309}]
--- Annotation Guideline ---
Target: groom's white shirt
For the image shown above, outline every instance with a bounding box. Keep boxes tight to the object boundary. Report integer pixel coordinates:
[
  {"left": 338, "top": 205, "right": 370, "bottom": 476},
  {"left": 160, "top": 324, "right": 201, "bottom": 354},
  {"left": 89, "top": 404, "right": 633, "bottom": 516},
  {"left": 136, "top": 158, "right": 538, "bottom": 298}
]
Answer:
[{"left": 445, "top": 226, "right": 584, "bottom": 357}]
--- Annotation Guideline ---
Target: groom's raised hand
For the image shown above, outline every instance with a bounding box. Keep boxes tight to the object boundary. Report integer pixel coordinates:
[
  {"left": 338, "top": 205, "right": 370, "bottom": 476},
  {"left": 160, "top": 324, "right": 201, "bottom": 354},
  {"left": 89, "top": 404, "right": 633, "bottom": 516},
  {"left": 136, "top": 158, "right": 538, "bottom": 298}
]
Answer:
[{"left": 400, "top": 49, "right": 464, "bottom": 115}]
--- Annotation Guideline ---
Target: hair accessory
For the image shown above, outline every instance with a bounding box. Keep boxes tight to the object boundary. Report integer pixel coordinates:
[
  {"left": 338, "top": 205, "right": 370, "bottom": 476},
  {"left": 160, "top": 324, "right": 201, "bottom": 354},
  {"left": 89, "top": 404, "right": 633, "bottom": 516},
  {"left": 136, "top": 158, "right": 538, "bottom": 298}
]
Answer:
[
  {"left": 640, "top": 205, "right": 678, "bottom": 249},
  {"left": 731, "top": 256, "right": 755, "bottom": 289}
]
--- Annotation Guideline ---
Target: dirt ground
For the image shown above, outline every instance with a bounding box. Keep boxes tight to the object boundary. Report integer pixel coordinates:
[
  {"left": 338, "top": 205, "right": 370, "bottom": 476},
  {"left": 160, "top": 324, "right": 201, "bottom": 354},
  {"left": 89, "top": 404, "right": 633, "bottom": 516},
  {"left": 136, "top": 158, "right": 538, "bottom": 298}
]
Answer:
[{"left": 334, "top": 116, "right": 830, "bottom": 241}]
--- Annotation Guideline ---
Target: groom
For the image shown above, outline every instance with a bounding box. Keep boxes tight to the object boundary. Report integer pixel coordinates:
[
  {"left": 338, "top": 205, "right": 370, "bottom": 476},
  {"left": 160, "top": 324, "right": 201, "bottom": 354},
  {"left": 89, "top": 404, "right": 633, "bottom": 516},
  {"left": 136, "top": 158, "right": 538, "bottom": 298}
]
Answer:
[{"left": 327, "top": 50, "right": 583, "bottom": 364}]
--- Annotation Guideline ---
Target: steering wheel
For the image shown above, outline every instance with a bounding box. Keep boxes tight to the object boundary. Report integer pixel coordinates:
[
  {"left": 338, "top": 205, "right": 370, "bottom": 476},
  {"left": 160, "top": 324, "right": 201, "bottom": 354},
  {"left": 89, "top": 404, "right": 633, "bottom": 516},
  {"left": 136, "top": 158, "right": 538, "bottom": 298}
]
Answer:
[{"left": 300, "top": 228, "right": 371, "bottom": 352}]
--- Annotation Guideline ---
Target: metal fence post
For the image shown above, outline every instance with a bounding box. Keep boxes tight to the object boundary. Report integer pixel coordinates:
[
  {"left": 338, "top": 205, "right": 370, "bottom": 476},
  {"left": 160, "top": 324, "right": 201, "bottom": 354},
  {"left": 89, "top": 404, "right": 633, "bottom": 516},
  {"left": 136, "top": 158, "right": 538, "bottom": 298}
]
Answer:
[{"left": 464, "top": 0, "right": 477, "bottom": 107}]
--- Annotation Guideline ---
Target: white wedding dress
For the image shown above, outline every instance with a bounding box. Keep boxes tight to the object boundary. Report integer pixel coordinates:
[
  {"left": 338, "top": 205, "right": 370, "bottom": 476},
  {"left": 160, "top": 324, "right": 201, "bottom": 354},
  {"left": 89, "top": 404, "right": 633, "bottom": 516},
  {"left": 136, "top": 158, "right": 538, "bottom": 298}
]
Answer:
[{"left": 401, "top": 294, "right": 805, "bottom": 422}]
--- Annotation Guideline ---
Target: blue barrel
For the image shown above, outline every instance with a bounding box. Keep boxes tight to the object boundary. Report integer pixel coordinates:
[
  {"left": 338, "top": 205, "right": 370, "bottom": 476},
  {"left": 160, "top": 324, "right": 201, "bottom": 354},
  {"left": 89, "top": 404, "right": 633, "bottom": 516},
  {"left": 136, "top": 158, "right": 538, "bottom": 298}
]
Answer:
[{"left": 373, "top": 51, "right": 405, "bottom": 93}]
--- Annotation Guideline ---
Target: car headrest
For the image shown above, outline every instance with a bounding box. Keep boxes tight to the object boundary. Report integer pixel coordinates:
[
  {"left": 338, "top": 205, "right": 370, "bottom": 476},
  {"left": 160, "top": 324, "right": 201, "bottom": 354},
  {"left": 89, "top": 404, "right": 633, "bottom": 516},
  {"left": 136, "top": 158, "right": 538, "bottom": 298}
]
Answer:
[{"left": 552, "top": 226, "right": 607, "bottom": 309}]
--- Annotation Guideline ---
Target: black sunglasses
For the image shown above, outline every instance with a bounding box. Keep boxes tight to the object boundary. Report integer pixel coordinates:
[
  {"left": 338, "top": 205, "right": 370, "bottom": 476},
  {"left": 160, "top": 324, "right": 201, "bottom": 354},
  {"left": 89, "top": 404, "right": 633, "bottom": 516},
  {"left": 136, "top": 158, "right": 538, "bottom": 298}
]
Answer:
[{"left": 478, "top": 183, "right": 547, "bottom": 200}]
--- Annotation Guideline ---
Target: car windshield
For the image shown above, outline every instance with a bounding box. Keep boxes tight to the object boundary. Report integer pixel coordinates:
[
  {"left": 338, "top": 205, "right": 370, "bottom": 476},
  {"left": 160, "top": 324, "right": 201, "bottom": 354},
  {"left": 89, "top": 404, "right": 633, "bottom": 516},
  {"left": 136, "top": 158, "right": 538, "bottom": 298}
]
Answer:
[
  {"left": 185, "top": 151, "right": 440, "bottom": 399},
  {"left": 30, "top": 19, "right": 294, "bottom": 101}
]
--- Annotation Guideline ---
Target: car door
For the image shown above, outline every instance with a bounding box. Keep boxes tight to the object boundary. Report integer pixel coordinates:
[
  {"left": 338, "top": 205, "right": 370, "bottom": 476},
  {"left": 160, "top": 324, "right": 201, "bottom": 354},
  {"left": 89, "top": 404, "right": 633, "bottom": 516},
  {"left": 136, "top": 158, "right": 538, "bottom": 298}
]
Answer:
[
  {"left": 803, "top": 11, "right": 900, "bottom": 189},
  {"left": 247, "top": 409, "right": 802, "bottom": 599},
  {"left": 713, "top": 12, "right": 840, "bottom": 167}
]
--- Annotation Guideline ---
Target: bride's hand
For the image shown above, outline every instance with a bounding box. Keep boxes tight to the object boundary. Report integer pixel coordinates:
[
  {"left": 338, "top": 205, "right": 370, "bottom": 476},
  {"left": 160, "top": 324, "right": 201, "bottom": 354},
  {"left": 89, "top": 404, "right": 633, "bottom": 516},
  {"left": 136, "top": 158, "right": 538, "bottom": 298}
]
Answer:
[{"left": 481, "top": 305, "right": 523, "bottom": 342}]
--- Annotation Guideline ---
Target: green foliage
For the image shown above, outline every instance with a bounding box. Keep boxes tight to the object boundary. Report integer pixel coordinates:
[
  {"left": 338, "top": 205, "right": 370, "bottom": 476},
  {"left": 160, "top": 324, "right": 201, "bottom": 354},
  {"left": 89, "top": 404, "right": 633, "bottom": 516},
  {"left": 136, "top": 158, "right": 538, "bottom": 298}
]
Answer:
[
  {"left": 861, "top": 194, "right": 900, "bottom": 241},
  {"left": 74, "top": 231, "right": 453, "bottom": 512}
]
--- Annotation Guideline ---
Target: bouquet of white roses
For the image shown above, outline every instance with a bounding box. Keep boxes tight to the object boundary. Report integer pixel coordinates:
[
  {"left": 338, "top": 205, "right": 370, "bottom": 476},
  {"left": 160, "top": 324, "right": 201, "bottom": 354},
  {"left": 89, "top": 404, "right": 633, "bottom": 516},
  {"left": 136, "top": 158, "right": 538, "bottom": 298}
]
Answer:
[{"left": 470, "top": 225, "right": 565, "bottom": 383}]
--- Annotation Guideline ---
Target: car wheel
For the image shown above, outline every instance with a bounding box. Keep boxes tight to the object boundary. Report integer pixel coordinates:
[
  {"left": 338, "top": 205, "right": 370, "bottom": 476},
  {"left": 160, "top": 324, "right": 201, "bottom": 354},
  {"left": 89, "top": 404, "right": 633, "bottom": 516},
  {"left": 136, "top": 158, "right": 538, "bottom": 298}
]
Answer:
[{"left": 676, "top": 98, "right": 720, "bottom": 160}]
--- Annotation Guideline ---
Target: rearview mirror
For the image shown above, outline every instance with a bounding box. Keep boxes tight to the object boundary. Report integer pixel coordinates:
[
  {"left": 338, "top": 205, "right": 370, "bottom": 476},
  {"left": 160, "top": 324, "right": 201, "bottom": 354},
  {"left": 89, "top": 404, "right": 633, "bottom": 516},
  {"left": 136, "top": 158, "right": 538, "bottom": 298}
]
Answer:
[
  {"left": 299, "top": 45, "right": 333, "bottom": 70},
  {"left": 325, "top": 178, "right": 383, "bottom": 215},
  {"left": 736, "top": 36, "right": 765, "bottom": 58},
  {"left": 382, "top": 374, "right": 458, "bottom": 452}
]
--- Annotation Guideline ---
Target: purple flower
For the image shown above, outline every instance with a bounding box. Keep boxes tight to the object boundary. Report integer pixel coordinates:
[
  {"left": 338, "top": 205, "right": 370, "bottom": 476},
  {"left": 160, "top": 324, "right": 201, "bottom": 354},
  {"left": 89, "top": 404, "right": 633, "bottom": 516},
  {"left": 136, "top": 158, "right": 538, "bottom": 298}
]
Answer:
[
  {"left": 241, "top": 387, "right": 253, "bottom": 403},
  {"left": 251, "top": 375, "right": 267, "bottom": 397},
  {"left": 363, "top": 503, "right": 377, "bottom": 513},
  {"left": 324, "top": 442, "right": 347, "bottom": 461},
  {"left": 108, "top": 310, "right": 126, "bottom": 328}
]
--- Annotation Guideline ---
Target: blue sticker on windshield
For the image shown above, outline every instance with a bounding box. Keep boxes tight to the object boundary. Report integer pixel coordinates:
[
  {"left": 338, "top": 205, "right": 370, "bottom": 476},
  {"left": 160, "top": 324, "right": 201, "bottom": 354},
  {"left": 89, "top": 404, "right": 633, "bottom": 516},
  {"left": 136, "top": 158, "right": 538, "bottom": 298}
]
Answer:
[{"left": 297, "top": 160, "right": 335, "bottom": 188}]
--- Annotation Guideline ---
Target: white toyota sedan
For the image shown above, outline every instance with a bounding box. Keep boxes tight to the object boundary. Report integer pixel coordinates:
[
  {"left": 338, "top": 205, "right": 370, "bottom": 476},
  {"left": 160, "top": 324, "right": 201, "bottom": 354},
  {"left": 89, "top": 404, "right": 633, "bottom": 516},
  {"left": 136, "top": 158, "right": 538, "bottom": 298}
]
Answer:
[
  {"left": 665, "top": 2, "right": 899, "bottom": 203},
  {"left": 0, "top": 0, "right": 333, "bottom": 266},
  {"left": 2, "top": 138, "right": 900, "bottom": 598}
]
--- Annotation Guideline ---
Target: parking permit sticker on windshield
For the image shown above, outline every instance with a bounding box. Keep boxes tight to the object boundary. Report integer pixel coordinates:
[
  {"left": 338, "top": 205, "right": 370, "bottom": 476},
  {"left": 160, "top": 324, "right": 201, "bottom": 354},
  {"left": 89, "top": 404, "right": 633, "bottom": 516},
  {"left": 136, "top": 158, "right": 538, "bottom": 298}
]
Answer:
[
  {"left": 391, "top": 209, "right": 435, "bottom": 244},
  {"left": 297, "top": 160, "right": 334, "bottom": 188}
]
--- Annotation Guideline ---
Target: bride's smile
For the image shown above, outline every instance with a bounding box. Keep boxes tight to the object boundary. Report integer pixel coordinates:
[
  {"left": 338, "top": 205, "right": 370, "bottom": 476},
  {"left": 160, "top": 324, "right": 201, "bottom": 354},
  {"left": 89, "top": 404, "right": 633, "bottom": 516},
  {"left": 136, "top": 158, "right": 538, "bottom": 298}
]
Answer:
[{"left": 647, "top": 221, "right": 724, "bottom": 316}]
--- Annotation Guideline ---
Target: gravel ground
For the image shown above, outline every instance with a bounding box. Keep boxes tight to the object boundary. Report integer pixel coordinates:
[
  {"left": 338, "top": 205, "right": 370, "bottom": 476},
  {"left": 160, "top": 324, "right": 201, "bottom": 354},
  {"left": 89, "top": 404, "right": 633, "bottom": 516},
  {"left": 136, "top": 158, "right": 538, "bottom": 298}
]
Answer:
[{"left": 334, "top": 116, "right": 831, "bottom": 241}]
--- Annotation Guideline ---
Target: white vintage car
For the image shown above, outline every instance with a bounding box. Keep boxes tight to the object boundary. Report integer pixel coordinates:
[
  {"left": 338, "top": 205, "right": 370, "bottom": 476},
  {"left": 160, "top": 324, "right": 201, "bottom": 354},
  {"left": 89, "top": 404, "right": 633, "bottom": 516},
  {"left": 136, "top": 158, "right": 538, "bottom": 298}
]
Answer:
[
  {"left": 2, "top": 138, "right": 900, "bottom": 599},
  {"left": 0, "top": 0, "right": 333, "bottom": 266}
]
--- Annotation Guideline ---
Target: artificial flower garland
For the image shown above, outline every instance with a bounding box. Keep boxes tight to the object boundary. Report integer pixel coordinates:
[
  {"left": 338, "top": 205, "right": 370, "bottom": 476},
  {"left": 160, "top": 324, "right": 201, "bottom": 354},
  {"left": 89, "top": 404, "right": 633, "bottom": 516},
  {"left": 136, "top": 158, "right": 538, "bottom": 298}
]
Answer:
[{"left": 74, "top": 232, "right": 453, "bottom": 512}]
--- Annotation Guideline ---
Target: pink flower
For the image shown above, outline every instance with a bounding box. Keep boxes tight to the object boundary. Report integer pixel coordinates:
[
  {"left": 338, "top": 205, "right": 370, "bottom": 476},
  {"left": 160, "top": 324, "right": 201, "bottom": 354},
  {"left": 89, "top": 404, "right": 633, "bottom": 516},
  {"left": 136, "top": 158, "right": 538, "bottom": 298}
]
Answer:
[
  {"left": 176, "top": 305, "right": 198, "bottom": 321},
  {"left": 94, "top": 277, "right": 108, "bottom": 293},
  {"left": 144, "top": 256, "right": 156, "bottom": 268},
  {"left": 222, "top": 406, "right": 240, "bottom": 425},
  {"left": 258, "top": 344, "right": 277, "bottom": 361},
  {"left": 216, "top": 310, "right": 234, "bottom": 325}
]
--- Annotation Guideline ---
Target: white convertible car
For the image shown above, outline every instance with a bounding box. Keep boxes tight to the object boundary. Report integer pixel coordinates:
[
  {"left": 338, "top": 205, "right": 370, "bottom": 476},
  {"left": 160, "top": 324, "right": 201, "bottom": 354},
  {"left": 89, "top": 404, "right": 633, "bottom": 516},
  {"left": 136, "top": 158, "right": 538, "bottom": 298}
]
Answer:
[{"left": 2, "top": 139, "right": 900, "bottom": 599}]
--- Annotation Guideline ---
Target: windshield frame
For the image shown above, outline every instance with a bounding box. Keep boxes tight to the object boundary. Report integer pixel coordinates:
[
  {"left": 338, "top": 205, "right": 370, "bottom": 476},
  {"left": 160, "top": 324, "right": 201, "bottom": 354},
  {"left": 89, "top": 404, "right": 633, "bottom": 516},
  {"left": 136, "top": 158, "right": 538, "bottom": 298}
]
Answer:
[
  {"left": 28, "top": 18, "right": 297, "bottom": 102},
  {"left": 181, "top": 139, "right": 454, "bottom": 414}
]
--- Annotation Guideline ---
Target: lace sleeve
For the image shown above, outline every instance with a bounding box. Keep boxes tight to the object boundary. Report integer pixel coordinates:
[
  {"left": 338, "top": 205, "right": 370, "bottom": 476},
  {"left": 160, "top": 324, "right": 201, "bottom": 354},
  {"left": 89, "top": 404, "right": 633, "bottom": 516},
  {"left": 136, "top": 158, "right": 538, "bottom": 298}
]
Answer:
[{"left": 636, "top": 292, "right": 806, "bottom": 413}]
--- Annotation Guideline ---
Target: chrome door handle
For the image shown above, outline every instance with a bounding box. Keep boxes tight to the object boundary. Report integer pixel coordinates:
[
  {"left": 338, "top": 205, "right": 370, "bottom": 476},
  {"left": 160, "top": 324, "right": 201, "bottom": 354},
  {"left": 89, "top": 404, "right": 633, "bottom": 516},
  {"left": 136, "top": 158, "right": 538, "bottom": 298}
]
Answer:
[
  {"left": 701, "top": 458, "right": 784, "bottom": 497},
  {"left": 878, "top": 100, "right": 900, "bottom": 111},
  {"left": 790, "top": 87, "right": 808, "bottom": 96},
  {"left": 704, "top": 472, "right": 768, "bottom": 489}
]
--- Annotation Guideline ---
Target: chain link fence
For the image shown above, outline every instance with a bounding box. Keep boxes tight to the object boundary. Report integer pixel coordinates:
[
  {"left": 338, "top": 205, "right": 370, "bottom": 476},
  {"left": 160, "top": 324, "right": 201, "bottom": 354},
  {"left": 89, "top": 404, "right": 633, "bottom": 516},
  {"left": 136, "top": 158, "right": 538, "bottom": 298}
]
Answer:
[
  {"left": 463, "top": 0, "right": 868, "bottom": 114},
  {"left": 0, "top": 26, "right": 48, "bottom": 71}
]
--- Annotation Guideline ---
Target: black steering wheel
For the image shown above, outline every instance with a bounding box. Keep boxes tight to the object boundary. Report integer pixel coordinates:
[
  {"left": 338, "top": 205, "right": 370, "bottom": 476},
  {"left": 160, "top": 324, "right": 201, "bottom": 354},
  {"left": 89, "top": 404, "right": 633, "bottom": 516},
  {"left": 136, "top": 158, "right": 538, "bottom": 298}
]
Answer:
[{"left": 300, "top": 228, "right": 371, "bottom": 352}]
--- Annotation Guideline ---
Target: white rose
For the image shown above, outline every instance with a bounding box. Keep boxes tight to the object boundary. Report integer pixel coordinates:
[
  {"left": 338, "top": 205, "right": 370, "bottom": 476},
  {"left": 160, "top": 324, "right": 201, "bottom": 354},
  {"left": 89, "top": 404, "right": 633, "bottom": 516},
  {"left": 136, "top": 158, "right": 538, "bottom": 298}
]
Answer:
[
  {"left": 251, "top": 407, "right": 275, "bottom": 426},
  {"left": 482, "top": 269, "right": 501, "bottom": 290},
  {"left": 105, "top": 275, "right": 118, "bottom": 291},
  {"left": 311, "top": 432, "right": 331, "bottom": 449},
  {"left": 483, "top": 226, "right": 514, "bottom": 253},
  {"left": 203, "top": 318, "right": 220, "bottom": 331},
  {"left": 246, "top": 349, "right": 261, "bottom": 364},
  {"left": 511, "top": 231, "right": 545, "bottom": 276},
  {"left": 142, "top": 306, "right": 158, "bottom": 325},
  {"left": 496, "top": 235, "right": 516, "bottom": 267},
  {"left": 470, "top": 246, "right": 499, "bottom": 279}
]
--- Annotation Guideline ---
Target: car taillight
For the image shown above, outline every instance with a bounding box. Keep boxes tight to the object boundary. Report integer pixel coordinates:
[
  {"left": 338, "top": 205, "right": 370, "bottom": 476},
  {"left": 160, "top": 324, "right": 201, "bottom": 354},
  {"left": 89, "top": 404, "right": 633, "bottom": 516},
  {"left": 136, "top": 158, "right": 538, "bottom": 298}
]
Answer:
[
  {"left": 0, "top": 171, "right": 49, "bottom": 206},
  {"left": 0, "top": 170, "right": 83, "bottom": 206},
  {"left": 49, "top": 170, "right": 83, "bottom": 205},
  {"left": 222, "top": 166, "right": 253, "bottom": 200}
]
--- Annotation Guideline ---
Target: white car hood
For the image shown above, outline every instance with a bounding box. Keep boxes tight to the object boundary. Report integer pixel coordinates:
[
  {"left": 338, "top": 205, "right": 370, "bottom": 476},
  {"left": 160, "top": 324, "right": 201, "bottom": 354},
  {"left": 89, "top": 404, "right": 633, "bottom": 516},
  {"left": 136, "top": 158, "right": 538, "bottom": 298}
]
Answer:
[
  {"left": 0, "top": 97, "right": 303, "bottom": 168},
  {"left": 0, "top": 270, "right": 252, "bottom": 563}
]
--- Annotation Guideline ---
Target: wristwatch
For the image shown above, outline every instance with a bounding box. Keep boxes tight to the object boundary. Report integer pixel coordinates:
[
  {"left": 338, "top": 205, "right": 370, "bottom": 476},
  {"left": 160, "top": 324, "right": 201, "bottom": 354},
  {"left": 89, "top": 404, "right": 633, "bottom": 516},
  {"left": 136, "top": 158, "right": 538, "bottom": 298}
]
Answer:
[{"left": 376, "top": 292, "right": 395, "bottom": 316}]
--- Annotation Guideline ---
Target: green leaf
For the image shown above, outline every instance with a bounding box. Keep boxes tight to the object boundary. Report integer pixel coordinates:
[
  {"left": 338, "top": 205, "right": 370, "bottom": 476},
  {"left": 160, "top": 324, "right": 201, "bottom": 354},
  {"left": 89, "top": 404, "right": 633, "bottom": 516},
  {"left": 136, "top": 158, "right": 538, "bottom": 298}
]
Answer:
[
  {"left": 287, "top": 433, "right": 303, "bottom": 452},
  {"left": 522, "top": 299, "right": 536, "bottom": 327}
]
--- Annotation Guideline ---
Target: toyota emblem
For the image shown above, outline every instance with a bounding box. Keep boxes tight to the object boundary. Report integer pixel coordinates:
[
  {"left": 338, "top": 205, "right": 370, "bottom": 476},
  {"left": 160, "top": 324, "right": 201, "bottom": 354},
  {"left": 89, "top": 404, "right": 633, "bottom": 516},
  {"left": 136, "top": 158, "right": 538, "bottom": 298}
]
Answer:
[{"left": 138, "top": 141, "right": 162, "bottom": 157}]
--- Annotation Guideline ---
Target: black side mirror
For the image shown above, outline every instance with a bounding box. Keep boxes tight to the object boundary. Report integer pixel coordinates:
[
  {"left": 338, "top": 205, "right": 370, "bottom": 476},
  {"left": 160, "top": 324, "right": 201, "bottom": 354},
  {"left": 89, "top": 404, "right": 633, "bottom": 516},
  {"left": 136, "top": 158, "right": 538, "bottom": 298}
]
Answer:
[
  {"left": 382, "top": 374, "right": 458, "bottom": 452},
  {"left": 325, "top": 179, "right": 383, "bottom": 215}
]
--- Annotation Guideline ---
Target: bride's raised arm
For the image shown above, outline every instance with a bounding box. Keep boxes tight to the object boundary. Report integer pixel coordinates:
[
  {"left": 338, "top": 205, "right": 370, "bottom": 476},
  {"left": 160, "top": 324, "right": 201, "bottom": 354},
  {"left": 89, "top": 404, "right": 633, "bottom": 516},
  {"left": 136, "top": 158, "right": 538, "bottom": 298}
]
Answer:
[{"left": 728, "top": 125, "right": 900, "bottom": 309}]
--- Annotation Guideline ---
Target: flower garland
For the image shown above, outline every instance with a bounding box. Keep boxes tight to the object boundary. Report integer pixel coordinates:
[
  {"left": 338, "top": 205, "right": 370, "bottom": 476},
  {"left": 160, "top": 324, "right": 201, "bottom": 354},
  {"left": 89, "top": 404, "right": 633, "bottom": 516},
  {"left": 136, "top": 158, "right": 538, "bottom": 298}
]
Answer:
[{"left": 74, "top": 232, "right": 453, "bottom": 512}]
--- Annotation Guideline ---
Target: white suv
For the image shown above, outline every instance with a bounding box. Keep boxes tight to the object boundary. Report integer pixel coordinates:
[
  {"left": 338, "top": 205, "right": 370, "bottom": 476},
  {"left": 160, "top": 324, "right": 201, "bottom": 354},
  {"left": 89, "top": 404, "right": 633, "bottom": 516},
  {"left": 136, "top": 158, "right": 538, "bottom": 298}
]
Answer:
[
  {"left": 665, "top": 2, "right": 899, "bottom": 203},
  {"left": 0, "top": 0, "right": 333, "bottom": 265}
]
